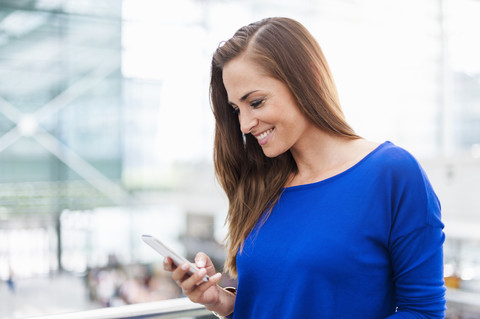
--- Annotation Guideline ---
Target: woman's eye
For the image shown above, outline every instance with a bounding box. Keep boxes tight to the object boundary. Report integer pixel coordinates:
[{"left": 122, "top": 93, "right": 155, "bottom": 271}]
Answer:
[{"left": 251, "top": 99, "right": 265, "bottom": 108}]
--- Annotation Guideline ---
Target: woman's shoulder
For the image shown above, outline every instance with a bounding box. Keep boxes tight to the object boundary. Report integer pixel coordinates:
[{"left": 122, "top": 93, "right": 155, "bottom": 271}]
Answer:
[
  {"left": 369, "top": 140, "right": 421, "bottom": 168},
  {"left": 368, "top": 141, "right": 434, "bottom": 191},
  {"left": 374, "top": 142, "right": 443, "bottom": 227},
  {"left": 346, "top": 139, "right": 419, "bottom": 172}
]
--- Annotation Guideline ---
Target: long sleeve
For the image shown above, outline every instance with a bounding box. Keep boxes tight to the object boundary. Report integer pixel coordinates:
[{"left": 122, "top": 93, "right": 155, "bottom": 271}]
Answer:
[{"left": 386, "top": 156, "right": 446, "bottom": 318}]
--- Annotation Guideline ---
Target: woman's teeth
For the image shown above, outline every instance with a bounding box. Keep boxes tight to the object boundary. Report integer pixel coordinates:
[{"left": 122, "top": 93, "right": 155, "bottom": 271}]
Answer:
[{"left": 256, "top": 129, "right": 273, "bottom": 140}]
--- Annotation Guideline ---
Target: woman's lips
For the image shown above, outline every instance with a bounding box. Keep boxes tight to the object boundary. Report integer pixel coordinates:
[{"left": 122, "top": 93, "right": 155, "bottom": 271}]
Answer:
[{"left": 254, "top": 128, "right": 274, "bottom": 145}]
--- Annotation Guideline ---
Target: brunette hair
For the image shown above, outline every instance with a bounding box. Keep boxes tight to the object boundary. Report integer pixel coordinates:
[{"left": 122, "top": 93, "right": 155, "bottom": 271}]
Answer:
[{"left": 211, "top": 17, "right": 359, "bottom": 277}]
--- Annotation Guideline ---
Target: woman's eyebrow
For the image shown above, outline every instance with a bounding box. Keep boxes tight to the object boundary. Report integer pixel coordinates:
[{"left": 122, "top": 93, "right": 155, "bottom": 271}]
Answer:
[
  {"left": 228, "top": 90, "right": 260, "bottom": 106},
  {"left": 240, "top": 90, "right": 260, "bottom": 102}
]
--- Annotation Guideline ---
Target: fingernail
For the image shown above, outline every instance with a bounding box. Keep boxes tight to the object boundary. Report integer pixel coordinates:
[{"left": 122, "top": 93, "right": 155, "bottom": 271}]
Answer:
[
  {"left": 197, "top": 259, "right": 206, "bottom": 268},
  {"left": 198, "top": 268, "right": 206, "bottom": 276},
  {"left": 181, "top": 263, "right": 190, "bottom": 271}
]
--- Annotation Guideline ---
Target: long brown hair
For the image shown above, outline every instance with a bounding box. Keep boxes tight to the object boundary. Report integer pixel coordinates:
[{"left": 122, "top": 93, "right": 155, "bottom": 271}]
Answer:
[{"left": 211, "top": 17, "right": 359, "bottom": 277}]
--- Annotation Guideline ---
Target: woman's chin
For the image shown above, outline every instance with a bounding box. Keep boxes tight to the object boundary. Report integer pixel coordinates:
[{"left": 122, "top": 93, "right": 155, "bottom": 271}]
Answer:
[{"left": 261, "top": 146, "right": 286, "bottom": 159}]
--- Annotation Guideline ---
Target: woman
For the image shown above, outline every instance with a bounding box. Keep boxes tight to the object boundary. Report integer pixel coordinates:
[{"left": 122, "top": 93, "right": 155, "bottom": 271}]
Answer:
[{"left": 164, "top": 17, "right": 446, "bottom": 318}]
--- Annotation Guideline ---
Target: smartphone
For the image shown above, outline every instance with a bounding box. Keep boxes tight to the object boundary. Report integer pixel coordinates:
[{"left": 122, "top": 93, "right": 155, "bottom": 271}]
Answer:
[{"left": 141, "top": 234, "right": 209, "bottom": 282}]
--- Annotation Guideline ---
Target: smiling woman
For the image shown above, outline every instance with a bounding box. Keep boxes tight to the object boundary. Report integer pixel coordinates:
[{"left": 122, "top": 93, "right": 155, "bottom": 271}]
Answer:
[
  {"left": 212, "top": 17, "right": 361, "bottom": 276},
  {"left": 160, "top": 17, "right": 447, "bottom": 319}
]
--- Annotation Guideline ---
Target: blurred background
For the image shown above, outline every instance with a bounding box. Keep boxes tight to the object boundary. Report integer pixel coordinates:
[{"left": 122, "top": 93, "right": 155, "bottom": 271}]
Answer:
[{"left": 0, "top": 0, "right": 479, "bottom": 318}]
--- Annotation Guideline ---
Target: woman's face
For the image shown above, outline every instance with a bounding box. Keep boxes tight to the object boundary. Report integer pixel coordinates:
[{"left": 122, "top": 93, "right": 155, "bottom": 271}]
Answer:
[{"left": 222, "top": 55, "right": 314, "bottom": 158}]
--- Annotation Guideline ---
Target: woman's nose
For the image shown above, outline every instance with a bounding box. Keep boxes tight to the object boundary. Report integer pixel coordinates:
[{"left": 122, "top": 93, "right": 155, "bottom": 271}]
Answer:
[{"left": 239, "top": 110, "right": 258, "bottom": 134}]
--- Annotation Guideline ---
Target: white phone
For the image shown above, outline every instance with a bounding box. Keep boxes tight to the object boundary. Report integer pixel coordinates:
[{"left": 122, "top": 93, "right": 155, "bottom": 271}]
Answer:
[{"left": 141, "top": 234, "right": 209, "bottom": 282}]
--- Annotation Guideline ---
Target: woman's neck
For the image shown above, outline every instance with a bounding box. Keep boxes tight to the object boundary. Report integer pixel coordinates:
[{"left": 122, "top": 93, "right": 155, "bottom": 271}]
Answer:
[{"left": 286, "top": 132, "right": 377, "bottom": 187}]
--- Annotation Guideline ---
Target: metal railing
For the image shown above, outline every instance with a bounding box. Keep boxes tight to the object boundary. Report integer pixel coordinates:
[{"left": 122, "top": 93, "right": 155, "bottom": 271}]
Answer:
[
  {"left": 27, "top": 298, "right": 214, "bottom": 319},
  {"left": 24, "top": 289, "right": 480, "bottom": 319}
]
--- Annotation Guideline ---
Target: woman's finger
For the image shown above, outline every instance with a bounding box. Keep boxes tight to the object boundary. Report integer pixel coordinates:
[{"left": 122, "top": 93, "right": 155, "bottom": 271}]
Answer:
[
  {"left": 171, "top": 261, "right": 198, "bottom": 285},
  {"left": 186, "top": 273, "right": 222, "bottom": 303},
  {"left": 195, "top": 252, "right": 208, "bottom": 268},
  {"left": 194, "top": 252, "right": 216, "bottom": 276},
  {"left": 176, "top": 264, "right": 218, "bottom": 296},
  {"left": 163, "top": 257, "right": 174, "bottom": 272},
  {"left": 181, "top": 267, "right": 207, "bottom": 290}
]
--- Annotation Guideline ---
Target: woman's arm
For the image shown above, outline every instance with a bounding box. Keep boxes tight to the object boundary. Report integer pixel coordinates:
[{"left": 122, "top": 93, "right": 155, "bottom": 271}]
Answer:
[
  {"left": 386, "top": 155, "right": 446, "bottom": 318},
  {"left": 386, "top": 225, "right": 446, "bottom": 318}
]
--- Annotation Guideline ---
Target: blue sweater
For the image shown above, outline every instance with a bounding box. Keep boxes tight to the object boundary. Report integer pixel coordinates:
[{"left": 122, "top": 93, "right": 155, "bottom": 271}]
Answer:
[{"left": 233, "top": 141, "right": 446, "bottom": 318}]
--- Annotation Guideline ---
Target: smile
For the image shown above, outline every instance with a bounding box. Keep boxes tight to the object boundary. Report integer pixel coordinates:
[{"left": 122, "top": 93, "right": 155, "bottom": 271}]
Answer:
[{"left": 254, "top": 128, "right": 274, "bottom": 144}]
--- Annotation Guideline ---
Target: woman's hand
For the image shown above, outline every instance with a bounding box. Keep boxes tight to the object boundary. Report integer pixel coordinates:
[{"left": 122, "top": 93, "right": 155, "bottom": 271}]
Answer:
[{"left": 163, "top": 252, "right": 235, "bottom": 316}]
